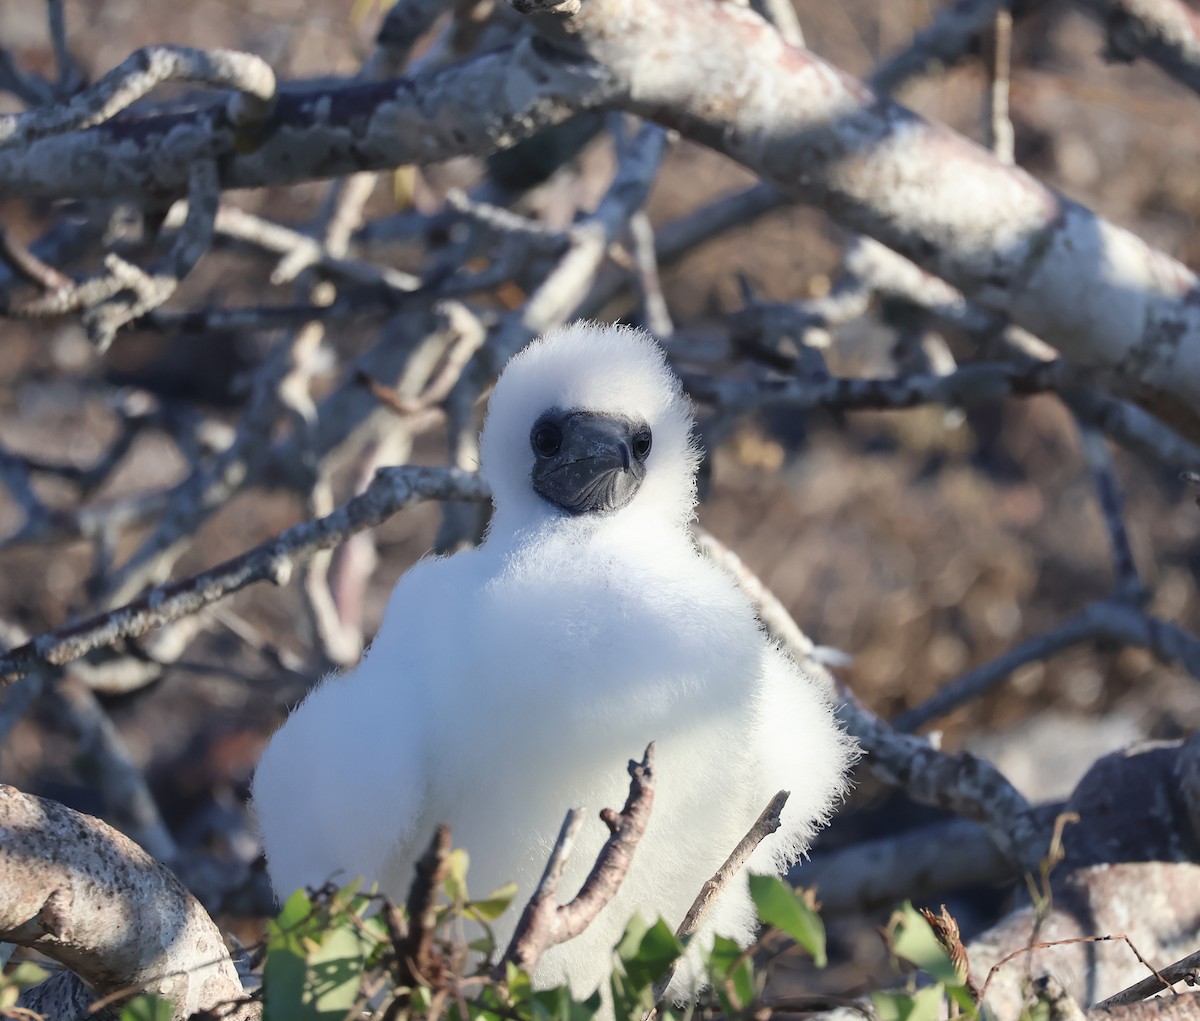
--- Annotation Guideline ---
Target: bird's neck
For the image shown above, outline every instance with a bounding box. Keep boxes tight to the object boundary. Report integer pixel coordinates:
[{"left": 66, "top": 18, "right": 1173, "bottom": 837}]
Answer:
[{"left": 485, "top": 504, "right": 683, "bottom": 559}]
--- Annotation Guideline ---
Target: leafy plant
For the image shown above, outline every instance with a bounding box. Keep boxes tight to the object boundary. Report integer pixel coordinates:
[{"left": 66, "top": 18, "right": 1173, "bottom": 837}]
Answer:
[
  {"left": 875, "top": 902, "right": 977, "bottom": 1021},
  {"left": 0, "top": 961, "right": 48, "bottom": 1018},
  {"left": 250, "top": 856, "right": 990, "bottom": 1021}
]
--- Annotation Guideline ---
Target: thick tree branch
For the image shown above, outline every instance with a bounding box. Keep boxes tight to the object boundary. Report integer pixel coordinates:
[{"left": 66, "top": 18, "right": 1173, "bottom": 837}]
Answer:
[
  {"left": 1097, "top": 948, "right": 1200, "bottom": 1009},
  {"left": 0, "top": 785, "right": 254, "bottom": 1021},
  {"left": 522, "top": 0, "right": 1200, "bottom": 441},
  {"left": 0, "top": 40, "right": 615, "bottom": 199}
]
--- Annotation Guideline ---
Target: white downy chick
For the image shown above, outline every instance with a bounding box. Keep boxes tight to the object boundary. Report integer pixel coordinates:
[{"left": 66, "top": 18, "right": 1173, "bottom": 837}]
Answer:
[{"left": 253, "top": 322, "right": 855, "bottom": 998}]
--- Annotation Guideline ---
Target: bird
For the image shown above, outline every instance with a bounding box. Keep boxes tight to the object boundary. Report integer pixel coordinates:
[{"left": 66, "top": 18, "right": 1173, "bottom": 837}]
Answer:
[{"left": 252, "top": 321, "right": 855, "bottom": 1000}]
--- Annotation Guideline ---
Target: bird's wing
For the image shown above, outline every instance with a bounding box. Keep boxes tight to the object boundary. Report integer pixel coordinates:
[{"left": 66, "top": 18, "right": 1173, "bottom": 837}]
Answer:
[
  {"left": 253, "top": 556, "right": 460, "bottom": 901},
  {"left": 749, "top": 645, "right": 857, "bottom": 872}
]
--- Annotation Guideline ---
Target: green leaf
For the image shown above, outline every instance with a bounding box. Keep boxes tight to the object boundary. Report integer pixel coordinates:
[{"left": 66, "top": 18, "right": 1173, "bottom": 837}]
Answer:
[
  {"left": 708, "top": 934, "right": 754, "bottom": 1013},
  {"left": 263, "top": 887, "right": 370, "bottom": 1021},
  {"left": 611, "top": 915, "right": 682, "bottom": 1019},
  {"left": 270, "top": 887, "right": 315, "bottom": 947},
  {"left": 748, "top": 874, "right": 827, "bottom": 967},
  {"left": 469, "top": 935, "right": 498, "bottom": 956},
  {"left": 466, "top": 881, "right": 519, "bottom": 922},
  {"left": 889, "top": 903, "right": 960, "bottom": 986},
  {"left": 6, "top": 962, "right": 49, "bottom": 988},
  {"left": 618, "top": 917, "right": 683, "bottom": 991},
  {"left": 871, "top": 984, "right": 945, "bottom": 1021},
  {"left": 614, "top": 913, "right": 650, "bottom": 963},
  {"left": 444, "top": 848, "right": 471, "bottom": 903},
  {"left": 305, "top": 923, "right": 368, "bottom": 1017},
  {"left": 506, "top": 962, "right": 534, "bottom": 1003},
  {"left": 531, "top": 984, "right": 603, "bottom": 1021},
  {"left": 118, "top": 994, "right": 175, "bottom": 1021}
]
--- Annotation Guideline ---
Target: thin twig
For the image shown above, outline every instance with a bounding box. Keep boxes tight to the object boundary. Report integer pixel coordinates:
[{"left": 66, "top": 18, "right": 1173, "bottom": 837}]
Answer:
[
  {"left": 1076, "top": 420, "right": 1144, "bottom": 602},
  {"left": 979, "top": 933, "right": 1168, "bottom": 1006},
  {"left": 985, "top": 3, "right": 1015, "bottom": 165},
  {"left": 0, "top": 225, "right": 72, "bottom": 291},
  {"left": 649, "top": 791, "right": 789, "bottom": 1014},
  {"left": 498, "top": 744, "right": 656, "bottom": 977},
  {"left": 894, "top": 598, "right": 1200, "bottom": 731}
]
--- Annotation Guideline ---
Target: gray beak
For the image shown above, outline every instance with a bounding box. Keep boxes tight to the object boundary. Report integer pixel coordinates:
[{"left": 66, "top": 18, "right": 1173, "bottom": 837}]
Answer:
[{"left": 529, "top": 410, "right": 652, "bottom": 516}]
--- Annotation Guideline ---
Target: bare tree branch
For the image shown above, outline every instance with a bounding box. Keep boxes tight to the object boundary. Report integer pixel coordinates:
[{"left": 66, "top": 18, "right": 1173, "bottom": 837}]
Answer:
[
  {"left": 678, "top": 790, "right": 788, "bottom": 946},
  {"left": 518, "top": 0, "right": 1200, "bottom": 441},
  {"left": 684, "top": 358, "right": 1067, "bottom": 415},
  {"left": 1097, "top": 947, "right": 1200, "bottom": 1009},
  {"left": 1074, "top": 0, "right": 1200, "bottom": 96},
  {"left": 647, "top": 790, "right": 789, "bottom": 1014},
  {"left": 871, "top": 0, "right": 1009, "bottom": 94},
  {"left": 397, "top": 825, "right": 453, "bottom": 988},
  {"left": 0, "top": 45, "right": 276, "bottom": 148},
  {"left": 0, "top": 466, "right": 492, "bottom": 683},
  {"left": 894, "top": 598, "right": 1200, "bottom": 732},
  {"left": 0, "top": 784, "right": 255, "bottom": 1021},
  {"left": 499, "top": 744, "right": 655, "bottom": 977},
  {"left": 798, "top": 816, "right": 1020, "bottom": 915},
  {"left": 0, "top": 41, "right": 615, "bottom": 198}
]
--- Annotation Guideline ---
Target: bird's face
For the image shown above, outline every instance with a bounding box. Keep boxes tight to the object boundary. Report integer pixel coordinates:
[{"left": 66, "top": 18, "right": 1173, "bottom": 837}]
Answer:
[
  {"left": 528, "top": 408, "right": 652, "bottom": 516},
  {"left": 479, "top": 321, "right": 699, "bottom": 531}
]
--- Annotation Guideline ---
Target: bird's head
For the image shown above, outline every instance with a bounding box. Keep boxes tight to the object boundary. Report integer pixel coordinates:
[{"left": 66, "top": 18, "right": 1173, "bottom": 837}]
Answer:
[{"left": 479, "top": 322, "right": 699, "bottom": 531}]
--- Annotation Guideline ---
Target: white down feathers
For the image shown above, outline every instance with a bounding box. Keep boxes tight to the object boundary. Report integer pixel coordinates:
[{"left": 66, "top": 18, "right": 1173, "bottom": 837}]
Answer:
[{"left": 252, "top": 322, "right": 854, "bottom": 998}]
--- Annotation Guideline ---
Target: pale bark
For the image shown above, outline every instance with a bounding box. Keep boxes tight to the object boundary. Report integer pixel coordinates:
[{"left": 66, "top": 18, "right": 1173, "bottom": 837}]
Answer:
[{"left": 0, "top": 785, "right": 255, "bottom": 1021}]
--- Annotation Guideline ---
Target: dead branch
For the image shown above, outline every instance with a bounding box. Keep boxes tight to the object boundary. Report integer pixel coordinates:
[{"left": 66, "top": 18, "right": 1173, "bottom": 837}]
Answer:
[
  {"left": 0, "top": 41, "right": 615, "bottom": 198},
  {"left": 498, "top": 744, "right": 655, "bottom": 977},
  {"left": 1073, "top": 0, "right": 1200, "bottom": 96},
  {"left": 0, "top": 45, "right": 275, "bottom": 148},
  {"left": 647, "top": 790, "right": 790, "bottom": 1012},
  {"left": 0, "top": 466, "right": 492, "bottom": 683},
  {"left": 684, "top": 357, "right": 1067, "bottom": 416},
  {"left": 1098, "top": 948, "right": 1200, "bottom": 1009},
  {"left": 518, "top": 0, "right": 1200, "bottom": 441},
  {"left": 840, "top": 686, "right": 1048, "bottom": 873},
  {"left": 871, "top": 0, "right": 1009, "bottom": 94},
  {"left": 894, "top": 598, "right": 1200, "bottom": 731},
  {"left": 674, "top": 790, "right": 788, "bottom": 946},
  {"left": 0, "top": 784, "right": 255, "bottom": 1021},
  {"left": 6, "top": 1, "right": 1200, "bottom": 445},
  {"left": 396, "top": 825, "right": 453, "bottom": 989}
]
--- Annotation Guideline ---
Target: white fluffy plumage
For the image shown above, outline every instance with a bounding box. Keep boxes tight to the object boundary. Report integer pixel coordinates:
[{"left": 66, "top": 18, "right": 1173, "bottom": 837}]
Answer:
[{"left": 252, "top": 321, "right": 854, "bottom": 998}]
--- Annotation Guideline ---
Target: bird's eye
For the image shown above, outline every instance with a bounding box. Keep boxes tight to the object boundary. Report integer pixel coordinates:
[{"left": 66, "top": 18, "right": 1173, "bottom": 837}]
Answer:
[
  {"left": 531, "top": 421, "right": 562, "bottom": 458},
  {"left": 631, "top": 428, "right": 652, "bottom": 462}
]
